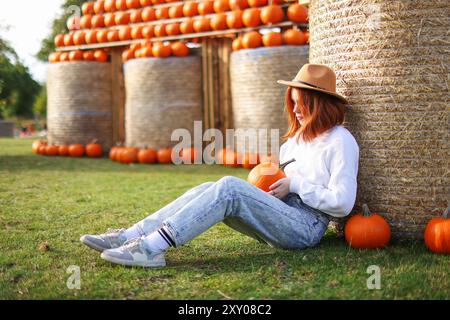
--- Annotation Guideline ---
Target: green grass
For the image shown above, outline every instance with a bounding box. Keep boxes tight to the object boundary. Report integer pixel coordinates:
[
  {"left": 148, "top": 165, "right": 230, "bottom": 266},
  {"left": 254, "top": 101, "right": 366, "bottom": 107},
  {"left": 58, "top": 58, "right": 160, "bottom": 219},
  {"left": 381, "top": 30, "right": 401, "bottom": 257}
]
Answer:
[{"left": 0, "top": 138, "right": 448, "bottom": 300}]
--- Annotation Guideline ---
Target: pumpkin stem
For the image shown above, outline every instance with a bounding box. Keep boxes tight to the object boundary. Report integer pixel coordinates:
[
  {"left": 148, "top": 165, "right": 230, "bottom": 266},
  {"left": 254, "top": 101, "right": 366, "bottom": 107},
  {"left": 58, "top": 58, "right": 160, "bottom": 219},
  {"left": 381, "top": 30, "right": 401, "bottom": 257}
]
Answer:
[
  {"left": 280, "top": 158, "right": 296, "bottom": 171},
  {"left": 443, "top": 205, "right": 450, "bottom": 218},
  {"left": 362, "top": 204, "right": 370, "bottom": 217}
]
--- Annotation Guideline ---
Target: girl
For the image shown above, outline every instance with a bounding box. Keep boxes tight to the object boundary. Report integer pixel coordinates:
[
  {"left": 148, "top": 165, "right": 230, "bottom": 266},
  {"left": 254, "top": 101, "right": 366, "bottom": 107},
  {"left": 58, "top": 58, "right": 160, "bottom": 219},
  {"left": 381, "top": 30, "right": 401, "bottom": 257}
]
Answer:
[{"left": 81, "top": 64, "right": 359, "bottom": 267}]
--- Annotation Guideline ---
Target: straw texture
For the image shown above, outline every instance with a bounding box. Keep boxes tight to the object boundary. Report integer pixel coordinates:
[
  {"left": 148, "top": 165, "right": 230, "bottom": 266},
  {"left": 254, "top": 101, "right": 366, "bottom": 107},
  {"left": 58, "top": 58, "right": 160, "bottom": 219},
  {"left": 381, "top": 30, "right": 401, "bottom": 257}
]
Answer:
[
  {"left": 124, "top": 57, "right": 203, "bottom": 149},
  {"left": 230, "top": 46, "right": 309, "bottom": 153},
  {"left": 47, "top": 62, "right": 113, "bottom": 150},
  {"left": 309, "top": 0, "right": 450, "bottom": 239}
]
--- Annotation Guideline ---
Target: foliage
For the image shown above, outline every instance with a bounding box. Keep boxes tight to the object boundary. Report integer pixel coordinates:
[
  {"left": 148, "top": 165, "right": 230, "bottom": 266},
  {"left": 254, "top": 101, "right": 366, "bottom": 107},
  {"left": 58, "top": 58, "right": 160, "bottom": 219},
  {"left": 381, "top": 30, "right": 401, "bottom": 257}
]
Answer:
[{"left": 33, "top": 84, "right": 47, "bottom": 117}]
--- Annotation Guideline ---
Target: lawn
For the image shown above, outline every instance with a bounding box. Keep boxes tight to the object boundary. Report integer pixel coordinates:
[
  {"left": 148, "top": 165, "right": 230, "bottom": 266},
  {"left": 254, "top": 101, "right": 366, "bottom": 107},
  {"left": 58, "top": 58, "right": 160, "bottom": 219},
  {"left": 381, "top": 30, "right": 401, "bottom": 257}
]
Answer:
[{"left": 0, "top": 138, "right": 448, "bottom": 300}]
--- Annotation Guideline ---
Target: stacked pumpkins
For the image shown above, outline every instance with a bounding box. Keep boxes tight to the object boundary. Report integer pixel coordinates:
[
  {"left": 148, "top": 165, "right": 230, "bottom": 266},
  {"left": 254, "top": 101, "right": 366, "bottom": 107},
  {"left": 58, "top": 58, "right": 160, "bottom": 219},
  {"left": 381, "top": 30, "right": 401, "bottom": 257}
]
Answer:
[
  {"left": 32, "top": 140, "right": 104, "bottom": 158},
  {"left": 53, "top": 0, "right": 309, "bottom": 58}
]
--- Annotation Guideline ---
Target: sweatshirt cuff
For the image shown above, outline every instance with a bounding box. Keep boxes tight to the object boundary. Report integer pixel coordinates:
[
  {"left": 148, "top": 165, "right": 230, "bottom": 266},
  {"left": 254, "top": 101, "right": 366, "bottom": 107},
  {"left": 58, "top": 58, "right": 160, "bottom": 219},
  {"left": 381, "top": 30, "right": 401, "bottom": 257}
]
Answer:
[{"left": 289, "top": 175, "right": 302, "bottom": 194}]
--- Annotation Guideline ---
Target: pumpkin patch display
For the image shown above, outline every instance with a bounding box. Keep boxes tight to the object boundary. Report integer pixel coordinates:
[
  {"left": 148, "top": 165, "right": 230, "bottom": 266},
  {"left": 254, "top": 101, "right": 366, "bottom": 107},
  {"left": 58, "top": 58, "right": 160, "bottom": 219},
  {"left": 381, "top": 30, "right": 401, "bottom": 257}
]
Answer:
[
  {"left": 58, "top": 145, "right": 70, "bottom": 156},
  {"left": 344, "top": 204, "right": 391, "bottom": 249},
  {"left": 283, "top": 29, "right": 307, "bottom": 45},
  {"left": 424, "top": 206, "right": 450, "bottom": 254},
  {"left": 69, "top": 144, "right": 85, "bottom": 157},
  {"left": 171, "top": 42, "right": 189, "bottom": 57},
  {"left": 45, "top": 145, "right": 59, "bottom": 156},
  {"left": 86, "top": 140, "right": 103, "bottom": 158},
  {"left": 180, "top": 147, "right": 201, "bottom": 164},
  {"left": 138, "top": 148, "right": 158, "bottom": 164},
  {"left": 287, "top": 4, "right": 309, "bottom": 23},
  {"left": 242, "top": 31, "right": 262, "bottom": 49},
  {"left": 260, "top": 5, "right": 284, "bottom": 25},
  {"left": 32, "top": 140, "right": 47, "bottom": 154},
  {"left": 157, "top": 148, "right": 173, "bottom": 164},
  {"left": 247, "top": 161, "right": 286, "bottom": 192},
  {"left": 241, "top": 152, "right": 259, "bottom": 169}
]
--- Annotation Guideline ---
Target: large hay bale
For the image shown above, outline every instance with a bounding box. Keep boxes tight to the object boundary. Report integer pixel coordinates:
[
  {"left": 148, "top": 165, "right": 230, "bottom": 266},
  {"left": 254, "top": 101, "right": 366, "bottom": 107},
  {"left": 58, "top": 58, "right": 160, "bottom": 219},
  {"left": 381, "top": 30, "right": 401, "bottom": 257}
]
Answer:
[
  {"left": 309, "top": 0, "right": 450, "bottom": 239},
  {"left": 230, "top": 45, "right": 309, "bottom": 154},
  {"left": 47, "top": 62, "right": 113, "bottom": 150},
  {"left": 124, "top": 56, "right": 203, "bottom": 149}
]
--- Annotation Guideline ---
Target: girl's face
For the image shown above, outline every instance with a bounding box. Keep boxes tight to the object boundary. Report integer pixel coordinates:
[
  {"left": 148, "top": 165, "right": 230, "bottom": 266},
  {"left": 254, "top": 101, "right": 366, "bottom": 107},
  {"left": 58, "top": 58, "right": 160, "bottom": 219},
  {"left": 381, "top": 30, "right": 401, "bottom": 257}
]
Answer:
[{"left": 291, "top": 88, "right": 304, "bottom": 125}]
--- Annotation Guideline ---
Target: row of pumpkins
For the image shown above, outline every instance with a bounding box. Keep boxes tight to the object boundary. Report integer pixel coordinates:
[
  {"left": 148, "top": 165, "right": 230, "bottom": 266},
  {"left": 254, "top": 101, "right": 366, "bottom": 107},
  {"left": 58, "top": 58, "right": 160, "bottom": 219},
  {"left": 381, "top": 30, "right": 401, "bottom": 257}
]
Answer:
[
  {"left": 232, "top": 28, "right": 307, "bottom": 50},
  {"left": 48, "top": 49, "right": 109, "bottom": 63},
  {"left": 122, "top": 40, "right": 189, "bottom": 60},
  {"left": 31, "top": 139, "right": 450, "bottom": 254},
  {"left": 55, "top": 3, "right": 308, "bottom": 47}
]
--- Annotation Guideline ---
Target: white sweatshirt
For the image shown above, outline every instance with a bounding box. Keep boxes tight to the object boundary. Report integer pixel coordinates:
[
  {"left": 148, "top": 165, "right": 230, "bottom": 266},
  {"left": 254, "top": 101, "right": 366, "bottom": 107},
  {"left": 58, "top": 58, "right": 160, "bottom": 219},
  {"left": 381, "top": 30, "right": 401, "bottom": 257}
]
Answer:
[{"left": 279, "top": 125, "right": 360, "bottom": 218}]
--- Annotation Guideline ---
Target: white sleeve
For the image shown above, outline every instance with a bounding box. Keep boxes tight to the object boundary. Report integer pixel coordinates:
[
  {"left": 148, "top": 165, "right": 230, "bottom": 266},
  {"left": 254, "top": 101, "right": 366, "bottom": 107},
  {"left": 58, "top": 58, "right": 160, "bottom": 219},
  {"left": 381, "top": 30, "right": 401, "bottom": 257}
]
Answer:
[{"left": 289, "top": 137, "right": 359, "bottom": 217}]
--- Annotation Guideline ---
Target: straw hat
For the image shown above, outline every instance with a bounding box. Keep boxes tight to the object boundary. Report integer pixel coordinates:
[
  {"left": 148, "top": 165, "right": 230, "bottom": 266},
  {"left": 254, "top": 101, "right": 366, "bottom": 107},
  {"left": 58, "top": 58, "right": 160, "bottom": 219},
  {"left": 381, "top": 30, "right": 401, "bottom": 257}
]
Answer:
[{"left": 277, "top": 64, "right": 348, "bottom": 103}]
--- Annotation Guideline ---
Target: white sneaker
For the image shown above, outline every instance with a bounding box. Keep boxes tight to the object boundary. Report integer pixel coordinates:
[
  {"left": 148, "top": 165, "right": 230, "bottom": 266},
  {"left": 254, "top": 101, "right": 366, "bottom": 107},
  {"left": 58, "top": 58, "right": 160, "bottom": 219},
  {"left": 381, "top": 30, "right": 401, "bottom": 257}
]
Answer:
[
  {"left": 100, "top": 238, "right": 166, "bottom": 268},
  {"left": 80, "top": 228, "right": 128, "bottom": 252}
]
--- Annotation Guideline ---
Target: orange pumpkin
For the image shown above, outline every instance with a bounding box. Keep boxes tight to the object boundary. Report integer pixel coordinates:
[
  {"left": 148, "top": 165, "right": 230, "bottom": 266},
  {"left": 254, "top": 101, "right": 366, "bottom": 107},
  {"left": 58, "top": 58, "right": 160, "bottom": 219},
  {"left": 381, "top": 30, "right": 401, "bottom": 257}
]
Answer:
[
  {"left": 48, "top": 52, "right": 61, "bottom": 63},
  {"left": 59, "top": 52, "right": 70, "bottom": 62},
  {"left": 247, "top": 162, "right": 286, "bottom": 192},
  {"left": 32, "top": 140, "right": 47, "bottom": 154},
  {"left": 169, "top": 5, "right": 183, "bottom": 18},
  {"left": 122, "top": 49, "right": 135, "bottom": 62},
  {"left": 171, "top": 41, "right": 189, "bottom": 57},
  {"left": 73, "top": 31, "right": 86, "bottom": 45},
  {"left": 96, "top": 30, "right": 109, "bottom": 43},
  {"left": 213, "top": 0, "right": 230, "bottom": 13},
  {"left": 183, "top": 2, "right": 198, "bottom": 17},
  {"left": 242, "top": 31, "right": 262, "bottom": 49},
  {"left": 242, "top": 8, "right": 261, "bottom": 27},
  {"left": 181, "top": 147, "right": 201, "bottom": 164},
  {"left": 69, "top": 50, "right": 84, "bottom": 61},
  {"left": 142, "top": 7, "right": 156, "bottom": 21},
  {"left": 126, "top": 0, "right": 140, "bottom": 9},
  {"left": 232, "top": 37, "right": 243, "bottom": 51},
  {"left": 85, "top": 30, "right": 98, "bottom": 44},
  {"left": 217, "top": 148, "right": 239, "bottom": 167},
  {"left": 58, "top": 145, "right": 70, "bottom": 156},
  {"left": 63, "top": 33, "right": 74, "bottom": 47},
  {"left": 262, "top": 32, "right": 283, "bottom": 47},
  {"left": 54, "top": 34, "right": 65, "bottom": 47},
  {"left": 229, "top": 0, "right": 248, "bottom": 10},
  {"left": 131, "top": 26, "right": 144, "bottom": 39},
  {"left": 154, "top": 24, "right": 167, "bottom": 37},
  {"left": 155, "top": 7, "right": 169, "bottom": 20},
  {"left": 109, "top": 146, "right": 119, "bottom": 161},
  {"left": 157, "top": 148, "right": 173, "bottom": 164},
  {"left": 121, "top": 147, "right": 139, "bottom": 164},
  {"left": 242, "top": 152, "right": 259, "bottom": 169},
  {"left": 227, "top": 10, "right": 244, "bottom": 29},
  {"left": 140, "top": 45, "right": 154, "bottom": 57},
  {"left": 82, "top": 2, "right": 95, "bottom": 15},
  {"left": 210, "top": 14, "right": 227, "bottom": 30},
  {"left": 130, "top": 10, "right": 143, "bottom": 23},
  {"left": 69, "top": 144, "right": 85, "bottom": 157},
  {"left": 86, "top": 140, "right": 103, "bottom": 158},
  {"left": 142, "top": 25, "right": 155, "bottom": 38},
  {"left": 152, "top": 42, "right": 171, "bottom": 58},
  {"left": 344, "top": 204, "right": 391, "bottom": 249},
  {"left": 119, "top": 26, "right": 132, "bottom": 41},
  {"left": 424, "top": 206, "right": 450, "bottom": 254},
  {"left": 260, "top": 5, "right": 284, "bottom": 25},
  {"left": 93, "top": 0, "right": 105, "bottom": 14},
  {"left": 198, "top": 0, "right": 214, "bottom": 15},
  {"left": 116, "top": 0, "right": 128, "bottom": 11},
  {"left": 91, "top": 14, "right": 105, "bottom": 28},
  {"left": 104, "top": 13, "right": 116, "bottom": 27},
  {"left": 140, "top": 0, "right": 152, "bottom": 5},
  {"left": 38, "top": 145, "right": 47, "bottom": 155},
  {"left": 80, "top": 15, "right": 92, "bottom": 29},
  {"left": 283, "top": 29, "right": 306, "bottom": 45},
  {"left": 138, "top": 148, "right": 158, "bottom": 164},
  {"left": 94, "top": 49, "right": 109, "bottom": 62},
  {"left": 166, "top": 23, "right": 180, "bottom": 36},
  {"left": 247, "top": 0, "right": 267, "bottom": 7},
  {"left": 104, "top": 0, "right": 116, "bottom": 12},
  {"left": 115, "top": 12, "right": 130, "bottom": 25},
  {"left": 45, "top": 145, "right": 59, "bottom": 156},
  {"left": 193, "top": 18, "right": 211, "bottom": 32},
  {"left": 287, "top": 4, "right": 308, "bottom": 23},
  {"left": 83, "top": 50, "right": 95, "bottom": 61},
  {"left": 107, "top": 29, "right": 120, "bottom": 42},
  {"left": 151, "top": 0, "right": 164, "bottom": 4},
  {"left": 180, "top": 20, "right": 194, "bottom": 34}
]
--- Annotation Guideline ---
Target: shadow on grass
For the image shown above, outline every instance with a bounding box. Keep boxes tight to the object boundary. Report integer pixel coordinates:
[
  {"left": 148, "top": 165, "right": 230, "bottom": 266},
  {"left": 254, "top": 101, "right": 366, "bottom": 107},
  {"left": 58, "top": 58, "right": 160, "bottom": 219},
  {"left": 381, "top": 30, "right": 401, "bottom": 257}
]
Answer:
[{"left": 0, "top": 155, "right": 246, "bottom": 175}]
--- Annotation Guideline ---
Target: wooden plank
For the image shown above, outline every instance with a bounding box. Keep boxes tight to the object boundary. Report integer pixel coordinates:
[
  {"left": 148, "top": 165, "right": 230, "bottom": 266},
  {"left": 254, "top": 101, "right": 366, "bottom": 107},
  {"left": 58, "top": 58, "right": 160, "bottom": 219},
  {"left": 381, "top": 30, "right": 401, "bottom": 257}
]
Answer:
[
  {"left": 56, "top": 22, "right": 308, "bottom": 52},
  {"left": 201, "top": 38, "right": 209, "bottom": 132},
  {"left": 110, "top": 48, "right": 125, "bottom": 146}
]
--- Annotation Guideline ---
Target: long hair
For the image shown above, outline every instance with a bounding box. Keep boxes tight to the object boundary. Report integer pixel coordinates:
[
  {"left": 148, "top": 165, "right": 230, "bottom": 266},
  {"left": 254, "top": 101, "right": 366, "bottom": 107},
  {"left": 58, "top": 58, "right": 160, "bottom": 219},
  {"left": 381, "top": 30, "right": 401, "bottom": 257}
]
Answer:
[{"left": 283, "top": 87, "right": 347, "bottom": 143}]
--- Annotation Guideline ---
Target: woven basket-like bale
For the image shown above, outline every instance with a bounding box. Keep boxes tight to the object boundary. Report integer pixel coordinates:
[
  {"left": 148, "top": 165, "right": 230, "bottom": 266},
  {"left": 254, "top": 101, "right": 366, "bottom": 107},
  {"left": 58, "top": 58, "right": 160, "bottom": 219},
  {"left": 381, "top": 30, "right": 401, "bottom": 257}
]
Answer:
[
  {"left": 124, "top": 57, "right": 203, "bottom": 149},
  {"left": 230, "top": 46, "right": 309, "bottom": 153},
  {"left": 309, "top": 0, "right": 450, "bottom": 239},
  {"left": 47, "top": 62, "right": 112, "bottom": 150},
  {"left": 0, "top": 121, "right": 14, "bottom": 137}
]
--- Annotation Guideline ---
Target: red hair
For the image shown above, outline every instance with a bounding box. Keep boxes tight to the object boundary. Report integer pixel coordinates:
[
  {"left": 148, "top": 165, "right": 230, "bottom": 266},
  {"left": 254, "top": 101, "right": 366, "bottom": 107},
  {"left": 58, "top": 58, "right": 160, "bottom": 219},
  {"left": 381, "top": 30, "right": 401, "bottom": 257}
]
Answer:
[{"left": 283, "top": 87, "right": 347, "bottom": 143}]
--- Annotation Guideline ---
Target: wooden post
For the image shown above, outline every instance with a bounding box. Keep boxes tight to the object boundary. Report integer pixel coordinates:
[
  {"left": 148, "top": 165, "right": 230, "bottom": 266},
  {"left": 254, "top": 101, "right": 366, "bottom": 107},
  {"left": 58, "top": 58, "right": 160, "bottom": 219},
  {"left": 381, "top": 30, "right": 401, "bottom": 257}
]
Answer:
[{"left": 110, "top": 48, "right": 125, "bottom": 147}]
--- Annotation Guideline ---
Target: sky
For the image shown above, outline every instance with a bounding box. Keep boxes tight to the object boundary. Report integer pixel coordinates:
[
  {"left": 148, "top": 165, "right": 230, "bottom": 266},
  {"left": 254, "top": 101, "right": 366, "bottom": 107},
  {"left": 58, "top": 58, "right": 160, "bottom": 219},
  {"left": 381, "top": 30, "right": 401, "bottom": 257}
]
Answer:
[{"left": 0, "top": 0, "right": 64, "bottom": 83}]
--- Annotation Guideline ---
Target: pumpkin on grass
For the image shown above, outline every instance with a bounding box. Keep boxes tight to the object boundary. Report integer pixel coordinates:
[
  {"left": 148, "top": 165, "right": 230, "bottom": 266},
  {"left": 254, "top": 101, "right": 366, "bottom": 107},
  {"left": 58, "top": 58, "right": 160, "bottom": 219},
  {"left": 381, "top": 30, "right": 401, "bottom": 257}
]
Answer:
[
  {"left": 45, "top": 145, "right": 59, "bottom": 156},
  {"left": 247, "top": 161, "right": 286, "bottom": 192},
  {"left": 138, "top": 148, "right": 158, "bottom": 164},
  {"left": 157, "top": 148, "right": 173, "bottom": 164},
  {"left": 120, "top": 147, "right": 139, "bottom": 164},
  {"left": 32, "top": 140, "right": 47, "bottom": 154},
  {"left": 86, "top": 139, "right": 103, "bottom": 158},
  {"left": 344, "top": 204, "right": 391, "bottom": 249},
  {"left": 424, "top": 206, "right": 450, "bottom": 254},
  {"left": 180, "top": 147, "right": 201, "bottom": 164},
  {"left": 58, "top": 145, "right": 70, "bottom": 156},
  {"left": 69, "top": 144, "right": 85, "bottom": 157}
]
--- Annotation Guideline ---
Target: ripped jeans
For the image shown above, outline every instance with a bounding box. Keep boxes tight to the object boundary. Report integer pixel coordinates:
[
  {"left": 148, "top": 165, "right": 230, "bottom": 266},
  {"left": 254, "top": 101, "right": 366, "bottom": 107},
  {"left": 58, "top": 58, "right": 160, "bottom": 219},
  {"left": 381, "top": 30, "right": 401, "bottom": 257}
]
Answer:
[{"left": 133, "top": 176, "right": 330, "bottom": 249}]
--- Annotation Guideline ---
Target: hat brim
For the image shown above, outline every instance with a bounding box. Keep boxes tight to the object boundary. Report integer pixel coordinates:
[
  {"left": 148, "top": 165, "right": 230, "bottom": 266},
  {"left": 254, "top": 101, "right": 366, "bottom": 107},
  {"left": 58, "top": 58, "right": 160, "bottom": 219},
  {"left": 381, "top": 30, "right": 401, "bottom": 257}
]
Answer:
[{"left": 277, "top": 80, "right": 348, "bottom": 104}]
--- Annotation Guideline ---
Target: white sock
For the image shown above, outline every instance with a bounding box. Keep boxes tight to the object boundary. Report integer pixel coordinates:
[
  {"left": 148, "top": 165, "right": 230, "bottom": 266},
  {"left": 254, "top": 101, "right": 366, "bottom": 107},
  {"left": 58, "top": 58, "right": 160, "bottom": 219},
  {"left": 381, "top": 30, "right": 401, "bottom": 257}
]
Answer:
[
  {"left": 142, "top": 228, "right": 174, "bottom": 252},
  {"left": 123, "top": 225, "right": 142, "bottom": 240}
]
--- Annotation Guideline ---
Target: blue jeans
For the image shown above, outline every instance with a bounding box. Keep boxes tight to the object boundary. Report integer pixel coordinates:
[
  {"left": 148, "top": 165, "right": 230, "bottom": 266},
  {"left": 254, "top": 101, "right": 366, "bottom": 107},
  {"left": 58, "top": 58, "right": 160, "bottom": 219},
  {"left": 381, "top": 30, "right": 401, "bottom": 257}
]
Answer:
[{"left": 134, "top": 176, "right": 329, "bottom": 249}]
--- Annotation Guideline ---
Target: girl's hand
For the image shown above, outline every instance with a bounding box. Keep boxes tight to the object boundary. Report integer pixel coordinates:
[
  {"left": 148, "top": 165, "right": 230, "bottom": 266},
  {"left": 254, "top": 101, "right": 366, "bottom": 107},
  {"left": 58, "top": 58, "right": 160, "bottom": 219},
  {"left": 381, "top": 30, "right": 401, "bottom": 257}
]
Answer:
[{"left": 268, "top": 177, "right": 291, "bottom": 199}]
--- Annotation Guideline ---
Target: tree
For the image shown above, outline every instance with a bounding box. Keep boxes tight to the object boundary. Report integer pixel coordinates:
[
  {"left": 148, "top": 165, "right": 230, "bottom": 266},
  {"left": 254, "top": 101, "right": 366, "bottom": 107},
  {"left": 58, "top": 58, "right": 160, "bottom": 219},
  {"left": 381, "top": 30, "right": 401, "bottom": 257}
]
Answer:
[
  {"left": 37, "top": 0, "right": 88, "bottom": 62},
  {"left": 0, "top": 32, "right": 41, "bottom": 119},
  {"left": 33, "top": 84, "right": 47, "bottom": 117}
]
